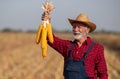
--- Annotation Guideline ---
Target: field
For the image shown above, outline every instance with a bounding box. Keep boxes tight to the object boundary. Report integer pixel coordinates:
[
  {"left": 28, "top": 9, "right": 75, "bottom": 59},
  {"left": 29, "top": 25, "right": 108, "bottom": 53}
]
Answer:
[{"left": 0, "top": 32, "right": 120, "bottom": 79}]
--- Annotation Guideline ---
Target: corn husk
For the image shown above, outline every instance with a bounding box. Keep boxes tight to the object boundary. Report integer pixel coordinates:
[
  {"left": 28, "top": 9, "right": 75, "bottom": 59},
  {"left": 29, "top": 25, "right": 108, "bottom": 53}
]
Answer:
[{"left": 41, "top": 1, "right": 54, "bottom": 12}]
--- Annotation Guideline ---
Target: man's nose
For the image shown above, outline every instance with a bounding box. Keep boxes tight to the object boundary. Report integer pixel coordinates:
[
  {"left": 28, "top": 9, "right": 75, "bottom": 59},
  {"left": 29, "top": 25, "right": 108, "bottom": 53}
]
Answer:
[{"left": 73, "top": 26, "right": 79, "bottom": 31}]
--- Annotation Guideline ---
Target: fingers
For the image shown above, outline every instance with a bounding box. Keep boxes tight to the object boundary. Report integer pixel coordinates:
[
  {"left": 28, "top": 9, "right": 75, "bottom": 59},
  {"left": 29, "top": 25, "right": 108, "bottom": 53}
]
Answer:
[{"left": 41, "top": 12, "right": 51, "bottom": 21}]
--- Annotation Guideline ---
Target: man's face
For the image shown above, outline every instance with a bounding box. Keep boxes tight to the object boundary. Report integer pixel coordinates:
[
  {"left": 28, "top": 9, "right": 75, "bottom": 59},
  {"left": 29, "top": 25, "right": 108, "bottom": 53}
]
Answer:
[{"left": 72, "top": 22, "right": 90, "bottom": 40}]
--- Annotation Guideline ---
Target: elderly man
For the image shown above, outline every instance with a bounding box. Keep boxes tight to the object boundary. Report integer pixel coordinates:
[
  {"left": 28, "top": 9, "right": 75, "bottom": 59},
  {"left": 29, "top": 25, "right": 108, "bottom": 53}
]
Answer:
[{"left": 42, "top": 13, "right": 108, "bottom": 79}]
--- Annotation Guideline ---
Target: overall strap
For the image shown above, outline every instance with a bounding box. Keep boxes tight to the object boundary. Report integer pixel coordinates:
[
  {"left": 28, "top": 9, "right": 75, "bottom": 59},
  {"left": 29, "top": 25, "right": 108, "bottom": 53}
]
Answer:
[
  {"left": 81, "top": 42, "right": 95, "bottom": 61},
  {"left": 68, "top": 41, "right": 95, "bottom": 60},
  {"left": 68, "top": 41, "right": 74, "bottom": 59}
]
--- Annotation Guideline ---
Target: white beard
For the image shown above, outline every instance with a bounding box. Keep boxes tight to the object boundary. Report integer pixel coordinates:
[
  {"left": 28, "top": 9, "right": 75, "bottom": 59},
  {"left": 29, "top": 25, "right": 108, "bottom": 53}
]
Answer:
[
  {"left": 73, "top": 32, "right": 87, "bottom": 40},
  {"left": 73, "top": 34, "right": 83, "bottom": 40}
]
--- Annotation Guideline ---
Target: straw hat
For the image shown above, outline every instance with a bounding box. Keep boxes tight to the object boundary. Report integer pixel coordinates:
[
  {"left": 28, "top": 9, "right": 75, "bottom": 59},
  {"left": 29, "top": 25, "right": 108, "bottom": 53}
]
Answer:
[{"left": 68, "top": 13, "right": 96, "bottom": 32}]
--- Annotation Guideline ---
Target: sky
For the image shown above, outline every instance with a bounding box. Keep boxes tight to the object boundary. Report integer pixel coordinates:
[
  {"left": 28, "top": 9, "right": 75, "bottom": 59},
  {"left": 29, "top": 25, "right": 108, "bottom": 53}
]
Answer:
[{"left": 0, "top": 0, "right": 120, "bottom": 32}]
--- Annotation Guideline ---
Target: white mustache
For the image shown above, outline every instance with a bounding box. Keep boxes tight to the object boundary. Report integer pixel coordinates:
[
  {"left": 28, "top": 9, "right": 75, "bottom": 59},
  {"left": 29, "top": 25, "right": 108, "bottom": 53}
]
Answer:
[{"left": 73, "top": 31, "right": 81, "bottom": 34}]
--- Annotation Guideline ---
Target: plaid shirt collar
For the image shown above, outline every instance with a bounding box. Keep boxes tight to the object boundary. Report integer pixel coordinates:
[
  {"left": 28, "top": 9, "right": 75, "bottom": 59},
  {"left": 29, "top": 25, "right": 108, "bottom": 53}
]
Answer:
[{"left": 73, "top": 36, "right": 92, "bottom": 46}]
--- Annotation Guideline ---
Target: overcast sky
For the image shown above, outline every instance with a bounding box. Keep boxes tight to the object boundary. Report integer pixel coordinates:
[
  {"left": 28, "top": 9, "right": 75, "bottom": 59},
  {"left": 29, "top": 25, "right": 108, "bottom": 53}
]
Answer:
[{"left": 0, "top": 0, "right": 120, "bottom": 32}]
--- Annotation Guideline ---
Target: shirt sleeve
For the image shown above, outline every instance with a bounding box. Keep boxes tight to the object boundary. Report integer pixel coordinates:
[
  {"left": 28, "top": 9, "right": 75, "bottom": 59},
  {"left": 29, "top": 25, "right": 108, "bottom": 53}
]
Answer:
[
  {"left": 48, "top": 34, "right": 70, "bottom": 56},
  {"left": 95, "top": 44, "right": 108, "bottom": 79}
]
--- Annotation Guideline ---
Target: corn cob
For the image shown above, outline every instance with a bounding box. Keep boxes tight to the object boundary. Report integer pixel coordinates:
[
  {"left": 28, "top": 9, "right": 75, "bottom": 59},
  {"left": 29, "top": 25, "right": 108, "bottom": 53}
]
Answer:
[
  {"left": 41, "top": 27, "right": 47, "bottom": 49},
  {"left": 46, "top": 23, "right": 54, "bottom": 43},
  {"left": 41, "top": 27, "right": 47, "bottom": 57},
  {"left": 36, "top": 24, "right": 43, "bottom": 44}
]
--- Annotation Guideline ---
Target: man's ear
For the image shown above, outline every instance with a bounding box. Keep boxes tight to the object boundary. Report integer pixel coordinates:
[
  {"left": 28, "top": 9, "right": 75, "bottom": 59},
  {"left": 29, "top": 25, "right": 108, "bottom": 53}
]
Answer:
[{"left": 86, "top": 27, "right": 90, "bottom": 33}]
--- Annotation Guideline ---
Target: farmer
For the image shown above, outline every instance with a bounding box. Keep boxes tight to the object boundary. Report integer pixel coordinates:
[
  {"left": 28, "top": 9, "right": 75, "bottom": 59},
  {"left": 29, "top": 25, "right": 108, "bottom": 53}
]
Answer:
[{"left": 42, "top": 12, "right": 108, "bottom": 79}]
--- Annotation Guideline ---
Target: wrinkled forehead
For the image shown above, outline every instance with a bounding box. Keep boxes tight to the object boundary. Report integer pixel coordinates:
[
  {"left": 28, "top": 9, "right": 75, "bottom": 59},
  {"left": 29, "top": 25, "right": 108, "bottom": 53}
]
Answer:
[{"left": 72, "top": 22, "right": 88, "bottom": 27}]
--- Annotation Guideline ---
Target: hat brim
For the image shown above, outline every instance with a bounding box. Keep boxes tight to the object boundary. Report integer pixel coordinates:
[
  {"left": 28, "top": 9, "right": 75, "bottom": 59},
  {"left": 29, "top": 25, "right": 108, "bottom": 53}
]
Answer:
[{"left": 68, "top": 18, "right": 96, "bottom": 32}]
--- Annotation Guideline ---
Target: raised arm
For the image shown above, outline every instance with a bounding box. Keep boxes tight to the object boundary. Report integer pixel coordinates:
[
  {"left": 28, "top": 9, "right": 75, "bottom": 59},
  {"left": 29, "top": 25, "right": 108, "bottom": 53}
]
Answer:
[{"left": 48, "top": 34, "right": 70, "bottom": 56}]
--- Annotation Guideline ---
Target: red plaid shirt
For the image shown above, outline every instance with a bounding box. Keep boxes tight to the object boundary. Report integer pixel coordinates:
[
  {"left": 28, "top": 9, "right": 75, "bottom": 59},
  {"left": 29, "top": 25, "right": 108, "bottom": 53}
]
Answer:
[{"left": 48, "top": 35, "right": 108, "bottom": 79}]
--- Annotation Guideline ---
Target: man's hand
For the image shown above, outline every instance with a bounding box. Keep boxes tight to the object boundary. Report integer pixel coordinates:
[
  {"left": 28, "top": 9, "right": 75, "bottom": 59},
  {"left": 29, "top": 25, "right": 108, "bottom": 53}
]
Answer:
[{"left": 41, "top": 11, "right": 51, "bottom": 21}]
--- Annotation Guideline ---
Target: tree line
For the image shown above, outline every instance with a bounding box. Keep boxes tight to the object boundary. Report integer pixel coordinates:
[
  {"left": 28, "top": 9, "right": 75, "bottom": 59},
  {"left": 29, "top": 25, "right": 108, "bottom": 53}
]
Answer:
[{"left": 0, "top": 28, "right": 119, "bottom": 34}]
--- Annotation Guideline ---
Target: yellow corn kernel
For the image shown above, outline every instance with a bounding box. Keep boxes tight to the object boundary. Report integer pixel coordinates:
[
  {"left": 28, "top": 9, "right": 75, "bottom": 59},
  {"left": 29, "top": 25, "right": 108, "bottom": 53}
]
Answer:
[
  {"left": 36, "top": 24, "right": 43, "bottom": 44},
  {"left": 46, "top": 23, "right": 54, "bottom": 43},
  {"left": 41, "top": 27, "right": 47, "bottom": 49}
]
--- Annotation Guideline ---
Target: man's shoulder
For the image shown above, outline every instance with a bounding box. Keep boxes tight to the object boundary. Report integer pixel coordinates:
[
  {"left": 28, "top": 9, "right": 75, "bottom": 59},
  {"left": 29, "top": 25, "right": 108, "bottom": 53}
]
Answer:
[
  {"left": 88, "top": 36, "right": 104, "bottom": 48},
  {"left": 93, "top": 41, "right": 104, "bottom": 50}
]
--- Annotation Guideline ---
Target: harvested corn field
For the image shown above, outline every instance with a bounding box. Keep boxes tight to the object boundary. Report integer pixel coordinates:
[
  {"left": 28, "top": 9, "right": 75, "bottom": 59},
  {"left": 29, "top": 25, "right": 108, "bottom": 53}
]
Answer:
[{"left": 0, "top": 32, "right": 120, "bottom": 79}]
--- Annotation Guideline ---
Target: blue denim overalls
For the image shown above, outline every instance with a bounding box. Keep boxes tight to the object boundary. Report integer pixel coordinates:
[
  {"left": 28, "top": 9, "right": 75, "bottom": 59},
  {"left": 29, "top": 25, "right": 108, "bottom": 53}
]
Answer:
[{"left": 64, "top": 42, "right": 95, "bottom": 79}]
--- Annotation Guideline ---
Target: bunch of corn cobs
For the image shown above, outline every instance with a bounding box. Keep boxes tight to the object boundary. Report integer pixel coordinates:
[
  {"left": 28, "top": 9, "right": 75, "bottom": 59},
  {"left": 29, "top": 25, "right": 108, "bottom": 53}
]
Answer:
[{"left": 36, "top": 1, "right": 54, "bottom": 57}]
